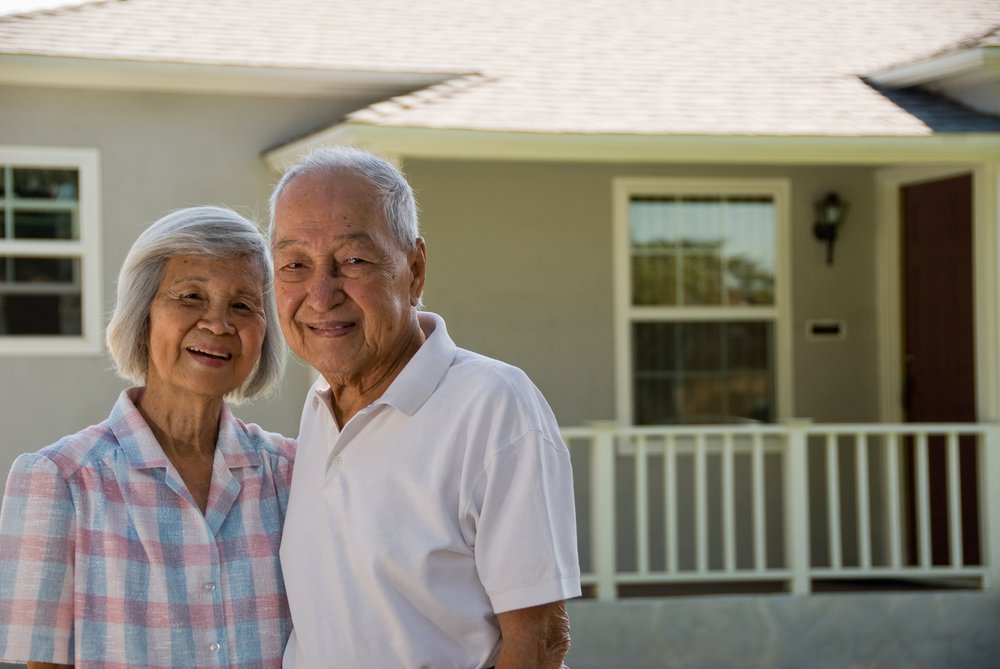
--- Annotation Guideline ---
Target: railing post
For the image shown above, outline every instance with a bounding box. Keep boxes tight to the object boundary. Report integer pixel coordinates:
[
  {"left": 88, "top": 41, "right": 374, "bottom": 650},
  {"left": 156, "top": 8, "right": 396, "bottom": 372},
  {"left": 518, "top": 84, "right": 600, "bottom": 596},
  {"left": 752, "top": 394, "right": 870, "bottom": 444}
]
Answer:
[
  {"left": 590, "top": 421, "right": 617, "bottom": 601},
  {"left": 981, "top": 425, "right": 1000, "bottom": 589},
  {"left": 784, "top": 420, "right": 812, "bottom": 594}
]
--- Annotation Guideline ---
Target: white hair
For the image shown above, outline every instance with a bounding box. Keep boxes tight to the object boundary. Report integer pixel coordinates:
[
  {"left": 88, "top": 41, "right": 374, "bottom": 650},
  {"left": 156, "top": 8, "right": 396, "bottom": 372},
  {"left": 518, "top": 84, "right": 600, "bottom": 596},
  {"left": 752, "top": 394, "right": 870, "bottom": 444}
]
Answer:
[{"left": 106, "top": 205, "right": 285, "bottom": 402}]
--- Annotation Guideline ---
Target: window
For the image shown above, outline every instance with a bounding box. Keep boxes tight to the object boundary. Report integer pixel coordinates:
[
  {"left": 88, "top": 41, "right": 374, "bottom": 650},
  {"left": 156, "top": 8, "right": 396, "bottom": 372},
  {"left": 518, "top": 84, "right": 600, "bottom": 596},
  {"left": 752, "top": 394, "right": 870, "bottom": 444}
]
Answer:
[
  {"left": 614, "top": 179, "right": 790, "bottom": 425},
  {"left": 0, "top": 147, "right": 101, "bottom": 354}
]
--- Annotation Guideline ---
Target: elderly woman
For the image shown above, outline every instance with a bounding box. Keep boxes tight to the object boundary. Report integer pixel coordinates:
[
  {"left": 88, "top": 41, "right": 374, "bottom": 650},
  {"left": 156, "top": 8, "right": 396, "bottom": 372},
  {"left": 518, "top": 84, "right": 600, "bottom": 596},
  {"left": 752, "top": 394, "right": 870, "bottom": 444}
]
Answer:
[{"left": 0, "top": 206, "right": 294, "bottom": 669}]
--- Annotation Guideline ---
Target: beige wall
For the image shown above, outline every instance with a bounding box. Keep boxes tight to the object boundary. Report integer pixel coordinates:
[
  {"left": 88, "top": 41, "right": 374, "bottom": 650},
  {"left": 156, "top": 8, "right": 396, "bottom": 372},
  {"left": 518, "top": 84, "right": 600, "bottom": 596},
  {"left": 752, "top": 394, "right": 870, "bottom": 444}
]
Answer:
[
  {"left": 405, "top": 158, "right": 884, "bottom": 427},
  {"left": 0, "top": 85, "right": 339, "bottom": 482}
]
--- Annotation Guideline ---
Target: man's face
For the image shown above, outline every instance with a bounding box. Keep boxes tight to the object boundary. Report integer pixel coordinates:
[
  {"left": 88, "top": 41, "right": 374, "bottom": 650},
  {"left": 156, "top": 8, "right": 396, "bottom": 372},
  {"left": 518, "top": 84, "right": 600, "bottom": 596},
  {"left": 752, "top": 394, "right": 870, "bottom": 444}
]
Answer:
[{"left": 271, "top": 169, "right": 426, "bottom": 388}]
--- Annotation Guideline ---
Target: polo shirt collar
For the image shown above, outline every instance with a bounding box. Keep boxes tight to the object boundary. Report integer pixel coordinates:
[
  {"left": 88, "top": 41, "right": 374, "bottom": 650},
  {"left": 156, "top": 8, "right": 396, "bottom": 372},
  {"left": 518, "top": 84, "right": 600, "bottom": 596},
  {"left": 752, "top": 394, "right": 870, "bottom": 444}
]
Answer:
[
  {"left": 378, "top": 311, "right": 457, "bottom": 416},
  {"left": 112, "top": 387, "right": 261, "bottom": 470}
]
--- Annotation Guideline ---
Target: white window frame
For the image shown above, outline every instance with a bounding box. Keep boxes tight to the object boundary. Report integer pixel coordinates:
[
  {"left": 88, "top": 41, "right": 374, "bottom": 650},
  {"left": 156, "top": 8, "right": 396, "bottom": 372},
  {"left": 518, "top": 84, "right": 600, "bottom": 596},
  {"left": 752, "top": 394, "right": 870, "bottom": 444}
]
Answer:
[
  {"left": 0, "top": 146, "right": 102, "bottom": 355},
  {"left": 612, "top": 177, "right": 793, "bottom": 424}
]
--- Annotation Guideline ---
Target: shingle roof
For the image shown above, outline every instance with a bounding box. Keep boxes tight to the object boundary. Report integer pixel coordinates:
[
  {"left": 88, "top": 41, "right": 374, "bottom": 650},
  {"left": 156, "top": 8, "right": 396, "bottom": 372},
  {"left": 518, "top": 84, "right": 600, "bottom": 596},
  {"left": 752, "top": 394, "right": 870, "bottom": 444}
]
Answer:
[{"left": 2, "top": 0, "right": 1000, "bottom": 136}]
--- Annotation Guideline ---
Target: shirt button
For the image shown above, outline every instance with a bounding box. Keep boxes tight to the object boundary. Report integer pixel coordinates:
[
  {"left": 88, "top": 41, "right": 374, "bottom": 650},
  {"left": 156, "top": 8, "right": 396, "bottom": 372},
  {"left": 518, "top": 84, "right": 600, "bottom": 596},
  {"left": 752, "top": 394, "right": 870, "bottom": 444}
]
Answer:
[
  {"left": 209, "top": 642, "right": 221, "bottom": 652},
  {"left": 331, "top": 456, "right": 343, "bottom": 467},
  {"left": 203, "top": 582, "right": 217, "bottom": 592}
]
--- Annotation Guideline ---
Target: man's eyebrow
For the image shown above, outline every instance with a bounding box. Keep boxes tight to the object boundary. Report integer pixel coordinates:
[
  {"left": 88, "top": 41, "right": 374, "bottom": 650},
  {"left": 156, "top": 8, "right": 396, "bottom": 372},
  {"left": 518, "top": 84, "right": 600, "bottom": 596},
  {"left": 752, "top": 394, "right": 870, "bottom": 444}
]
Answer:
[{"left": 273, "top": 233, "right": 375, "bottom": 250}]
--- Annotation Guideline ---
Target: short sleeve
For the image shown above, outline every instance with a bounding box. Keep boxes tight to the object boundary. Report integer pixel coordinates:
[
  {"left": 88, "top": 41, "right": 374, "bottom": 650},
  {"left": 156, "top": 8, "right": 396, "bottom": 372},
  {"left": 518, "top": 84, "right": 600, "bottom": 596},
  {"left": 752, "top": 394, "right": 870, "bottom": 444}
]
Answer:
[
  {"left": 475, "top": 430, "right": 582, "bottom": 614},
  {"left": 0, "top": 452, "right": 76, "bottom": 664}
]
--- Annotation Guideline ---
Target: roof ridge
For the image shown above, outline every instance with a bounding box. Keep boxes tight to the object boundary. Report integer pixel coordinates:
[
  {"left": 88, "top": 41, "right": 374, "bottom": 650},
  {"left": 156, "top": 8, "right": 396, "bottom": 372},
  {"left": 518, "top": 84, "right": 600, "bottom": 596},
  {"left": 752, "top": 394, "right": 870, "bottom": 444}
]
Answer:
[{"left": 2, "top": 0, "right": 113, "bottom": 20}]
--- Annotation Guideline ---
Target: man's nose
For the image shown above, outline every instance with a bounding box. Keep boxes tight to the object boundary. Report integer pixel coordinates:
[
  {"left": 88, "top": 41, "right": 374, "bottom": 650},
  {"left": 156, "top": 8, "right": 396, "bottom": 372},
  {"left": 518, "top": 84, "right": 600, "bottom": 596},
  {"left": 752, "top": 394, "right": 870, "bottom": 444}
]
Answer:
[{"left": 305, "top": 272, "right": 346, "bottom": 310}]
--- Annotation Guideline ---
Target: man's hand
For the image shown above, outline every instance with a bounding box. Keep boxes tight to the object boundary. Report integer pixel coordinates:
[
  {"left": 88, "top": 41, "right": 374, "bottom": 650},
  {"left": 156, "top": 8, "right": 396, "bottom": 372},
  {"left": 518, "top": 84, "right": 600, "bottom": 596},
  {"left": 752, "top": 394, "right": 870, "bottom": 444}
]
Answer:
[{"left": 495, "top": 600, "right": 571, "bottom": 669}]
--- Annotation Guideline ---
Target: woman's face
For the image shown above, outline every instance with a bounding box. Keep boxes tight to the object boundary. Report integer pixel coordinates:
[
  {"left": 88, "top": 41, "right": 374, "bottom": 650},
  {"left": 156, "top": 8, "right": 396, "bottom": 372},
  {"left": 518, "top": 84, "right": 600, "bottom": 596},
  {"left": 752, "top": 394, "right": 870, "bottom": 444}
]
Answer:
[{"left": 145, "top": 254, "right": 267, "bottom": 403}]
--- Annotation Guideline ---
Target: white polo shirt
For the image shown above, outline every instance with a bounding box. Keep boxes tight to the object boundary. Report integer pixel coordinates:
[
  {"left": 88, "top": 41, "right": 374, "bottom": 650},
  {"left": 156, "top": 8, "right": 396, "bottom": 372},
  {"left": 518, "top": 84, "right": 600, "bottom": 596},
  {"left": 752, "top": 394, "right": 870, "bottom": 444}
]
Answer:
[{"left": 280, "top": 312, "right": 581, "bottom": 669}]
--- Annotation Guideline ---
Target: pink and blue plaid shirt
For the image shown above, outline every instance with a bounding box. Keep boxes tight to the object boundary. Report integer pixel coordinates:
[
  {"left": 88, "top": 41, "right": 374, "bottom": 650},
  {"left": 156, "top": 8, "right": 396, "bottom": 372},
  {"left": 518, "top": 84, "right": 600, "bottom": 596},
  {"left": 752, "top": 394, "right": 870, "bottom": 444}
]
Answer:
[{"left": 0, "top": 388, "right": 296, "bottom": 669}]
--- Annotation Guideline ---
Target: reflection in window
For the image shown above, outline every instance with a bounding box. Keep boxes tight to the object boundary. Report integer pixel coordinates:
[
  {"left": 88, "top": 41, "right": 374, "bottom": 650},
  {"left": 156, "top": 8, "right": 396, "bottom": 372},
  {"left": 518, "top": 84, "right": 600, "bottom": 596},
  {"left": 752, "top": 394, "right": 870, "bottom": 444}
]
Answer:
[
  {"left": 630, "top": 197, "right": 775, "bottom": 307},
  {"left": 13, "top": 168, "right": 78, "bottom": 200}
]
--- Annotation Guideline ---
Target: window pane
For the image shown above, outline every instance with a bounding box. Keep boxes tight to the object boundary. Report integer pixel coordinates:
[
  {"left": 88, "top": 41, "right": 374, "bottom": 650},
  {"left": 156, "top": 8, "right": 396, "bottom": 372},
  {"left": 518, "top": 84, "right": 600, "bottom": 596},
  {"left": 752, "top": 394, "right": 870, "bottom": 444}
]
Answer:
[
  {"left": 724, "top": 198, "right": 775, "bottom": 305},
  {"left": 727, "top": 321, "right": 770, "bottom": 370},
  {"left": 632, "top": 253, "right": 677, "bottom": 305},
  {"left": 0, "top": 210, "right": 5, "bottom": 238},
  {"left": 630, "top": 195, "right": 775, "bottom": 307},
  {"left": 0, "top": 294, "right": 82, "bottom": 335},
  {"left": 11, "top": 257, "right": 76, "bottom": 283},
  {"left": 0, "top": 256, "right": 82, "bottom": 336},
  {"left": 634, "top": 377, "right": 679, "bottom": 424},
  {"left": 683, "top": 253, "right": 722, "bottom": 305},
  {"left": 13, "top": 168, "right": 78, "bottom": 200},
  {"left": 634, "top": 321, "right": 774, "bottom": 424},
  {"left": 13, "top": 210, "right": 75, "bottom": 240},
  {"left": 634, "top": 322, "right": 677, "bottom": 370}
]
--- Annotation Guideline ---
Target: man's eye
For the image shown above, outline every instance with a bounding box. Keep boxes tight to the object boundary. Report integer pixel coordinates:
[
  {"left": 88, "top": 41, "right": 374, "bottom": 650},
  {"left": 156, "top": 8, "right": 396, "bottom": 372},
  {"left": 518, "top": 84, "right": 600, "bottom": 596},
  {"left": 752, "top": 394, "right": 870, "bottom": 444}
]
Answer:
[{"left": 344, "top": 257, "right": 366, "bottom": 265}]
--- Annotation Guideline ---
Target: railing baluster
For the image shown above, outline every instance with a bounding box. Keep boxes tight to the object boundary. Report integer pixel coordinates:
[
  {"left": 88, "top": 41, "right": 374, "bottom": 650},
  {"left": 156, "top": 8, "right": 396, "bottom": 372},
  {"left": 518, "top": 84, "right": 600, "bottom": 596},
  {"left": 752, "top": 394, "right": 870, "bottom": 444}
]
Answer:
[
  {"left": 695, "top": 433, "right": 708, "bottom": 574},
  {"left": 982, "top": 426, "right": 1000, "bottom": 589},
  {"left": 591, "top": 423, "right": 617, "bottom": 600},
  {"left": 665, "top": 434, "right": 678, "bottom": 574},
  {"left": 826, "top": 433, "right": 842, "bottom": 570},
  {"left": 856, "top": 433, "right": 871, "bottom": 569},
  {"left": 723, "top": 433, "right": 735, "bottom": 573},
  {"left": 947, "top": 432, "right": 963, "bottom": 568},
  {"left": 785, "top": 421, "right": 811, "bottom": 594},
  {"left": 916, "top": 433, "right": 931, "bottom": 568},
  {"left": 636, "top": 435, "right": 650, "bottom": 575},
  {"left": 886, "top": 432, "right": 902, "bottom": 569},
  {"left": 752, "top": 432, "right": 766, "bottom": 572}
]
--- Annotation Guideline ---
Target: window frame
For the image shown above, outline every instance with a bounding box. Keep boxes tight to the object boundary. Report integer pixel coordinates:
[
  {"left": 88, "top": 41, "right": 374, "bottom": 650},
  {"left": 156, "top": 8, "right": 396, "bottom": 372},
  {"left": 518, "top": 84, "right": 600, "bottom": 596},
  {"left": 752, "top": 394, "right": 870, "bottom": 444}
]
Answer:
[
  {"left": 612, "top": 177, "right": 793, "bottom": 424},
  {"left": 0, "top": 146, "right": 102, "bottom": 355}
]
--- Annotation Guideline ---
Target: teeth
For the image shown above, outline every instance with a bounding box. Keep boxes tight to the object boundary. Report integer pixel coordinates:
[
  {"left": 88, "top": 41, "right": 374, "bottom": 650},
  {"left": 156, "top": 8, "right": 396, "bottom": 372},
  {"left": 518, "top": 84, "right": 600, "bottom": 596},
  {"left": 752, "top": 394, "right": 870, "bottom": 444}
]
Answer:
[{"left": 188, "top": 347, "right": 231, "bottom": 360}]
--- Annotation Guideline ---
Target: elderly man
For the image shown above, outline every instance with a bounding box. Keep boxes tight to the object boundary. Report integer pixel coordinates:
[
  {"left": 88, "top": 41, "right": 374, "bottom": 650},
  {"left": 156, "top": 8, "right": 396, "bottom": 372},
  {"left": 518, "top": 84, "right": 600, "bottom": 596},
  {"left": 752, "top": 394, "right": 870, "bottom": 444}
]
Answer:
[{"left": 270, "top": 147, "right": 581, "bottom": 669}]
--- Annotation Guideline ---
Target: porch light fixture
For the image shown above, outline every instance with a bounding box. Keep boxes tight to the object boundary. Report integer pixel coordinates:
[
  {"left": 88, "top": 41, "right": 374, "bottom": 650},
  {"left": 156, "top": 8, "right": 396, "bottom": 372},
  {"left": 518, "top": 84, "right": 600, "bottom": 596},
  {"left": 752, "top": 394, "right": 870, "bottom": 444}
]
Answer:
[{"left": 813, "top": 192, "right": 847, "bottom": 265}]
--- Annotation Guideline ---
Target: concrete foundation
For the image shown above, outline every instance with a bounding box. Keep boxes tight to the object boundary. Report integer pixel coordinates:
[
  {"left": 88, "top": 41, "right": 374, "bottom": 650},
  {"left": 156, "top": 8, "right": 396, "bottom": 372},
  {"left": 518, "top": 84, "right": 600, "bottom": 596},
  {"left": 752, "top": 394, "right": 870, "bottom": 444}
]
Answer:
[{"left": 565, "top": 591, "right": 1000, "bottom": 669}]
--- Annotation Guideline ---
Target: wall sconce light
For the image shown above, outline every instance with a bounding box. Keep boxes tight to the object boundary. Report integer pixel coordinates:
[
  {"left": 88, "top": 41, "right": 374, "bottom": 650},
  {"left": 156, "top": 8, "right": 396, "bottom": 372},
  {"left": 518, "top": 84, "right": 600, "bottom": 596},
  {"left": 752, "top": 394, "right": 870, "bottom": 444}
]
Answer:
[{"left": 813, "top": 192, "right": 848, "bottom": 265}]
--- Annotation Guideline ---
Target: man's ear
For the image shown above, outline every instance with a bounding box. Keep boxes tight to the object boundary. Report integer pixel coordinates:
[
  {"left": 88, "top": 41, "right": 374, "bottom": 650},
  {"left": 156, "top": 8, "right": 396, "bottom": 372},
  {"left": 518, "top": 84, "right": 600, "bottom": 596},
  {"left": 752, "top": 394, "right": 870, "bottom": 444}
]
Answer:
[{"left": 409, "top": 237, "right": 427, "bottom": 306}]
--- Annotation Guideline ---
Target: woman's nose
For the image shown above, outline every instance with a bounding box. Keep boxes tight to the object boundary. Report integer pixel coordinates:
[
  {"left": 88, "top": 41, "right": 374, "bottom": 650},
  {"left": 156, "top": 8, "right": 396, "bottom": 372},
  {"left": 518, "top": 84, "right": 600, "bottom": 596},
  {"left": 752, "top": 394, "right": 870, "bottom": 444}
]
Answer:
[{"left": 199, "top": 305, "right": 236, "bottom": 334}]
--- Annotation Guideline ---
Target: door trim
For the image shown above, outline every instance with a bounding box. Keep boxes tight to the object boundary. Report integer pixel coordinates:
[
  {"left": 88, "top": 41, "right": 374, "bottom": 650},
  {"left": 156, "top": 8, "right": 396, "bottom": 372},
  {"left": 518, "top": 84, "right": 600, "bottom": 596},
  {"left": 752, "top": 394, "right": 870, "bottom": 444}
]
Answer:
[{"left": 875, "top": 164, "right": 999, "bottom": 423}]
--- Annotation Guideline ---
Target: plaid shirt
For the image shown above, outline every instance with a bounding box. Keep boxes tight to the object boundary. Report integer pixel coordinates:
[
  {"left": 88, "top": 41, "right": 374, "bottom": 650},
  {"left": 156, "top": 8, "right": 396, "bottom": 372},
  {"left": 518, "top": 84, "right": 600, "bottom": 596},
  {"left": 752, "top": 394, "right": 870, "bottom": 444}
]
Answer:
[{"left": 0, "top": 388, "right": 295, "bottom": 669}]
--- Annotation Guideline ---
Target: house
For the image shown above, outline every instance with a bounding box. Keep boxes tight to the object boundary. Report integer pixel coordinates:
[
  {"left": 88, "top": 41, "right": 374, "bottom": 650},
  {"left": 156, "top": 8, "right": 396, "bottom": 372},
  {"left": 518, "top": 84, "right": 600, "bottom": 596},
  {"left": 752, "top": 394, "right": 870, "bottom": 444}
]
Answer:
[{"left": 2, "top": 0, "right": 1000, "bottom": 666}]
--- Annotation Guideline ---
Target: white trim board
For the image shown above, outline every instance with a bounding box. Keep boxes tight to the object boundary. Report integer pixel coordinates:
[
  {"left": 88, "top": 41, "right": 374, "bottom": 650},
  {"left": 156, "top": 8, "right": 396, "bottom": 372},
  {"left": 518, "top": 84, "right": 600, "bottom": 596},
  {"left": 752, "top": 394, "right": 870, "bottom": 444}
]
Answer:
[{"left": 265, "top": 122, "right": 1000, "bottom": 170}]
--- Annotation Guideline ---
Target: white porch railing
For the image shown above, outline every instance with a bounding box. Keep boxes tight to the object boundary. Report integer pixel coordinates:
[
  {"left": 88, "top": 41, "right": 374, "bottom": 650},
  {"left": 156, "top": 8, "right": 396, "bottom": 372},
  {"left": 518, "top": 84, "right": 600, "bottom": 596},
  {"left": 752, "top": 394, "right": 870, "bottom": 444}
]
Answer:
[{"left": 561, "top": 422, "right": 1000, "bottom": 600}]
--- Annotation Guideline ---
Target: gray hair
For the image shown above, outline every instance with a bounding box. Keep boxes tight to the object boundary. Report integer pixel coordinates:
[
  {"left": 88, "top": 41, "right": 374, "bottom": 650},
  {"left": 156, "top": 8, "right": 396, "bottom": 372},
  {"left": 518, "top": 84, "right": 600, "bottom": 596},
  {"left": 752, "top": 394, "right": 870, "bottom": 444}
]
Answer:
[
  {"left": 106, "top": 205, "right": 286, "bottom": 402},
  {"left": 268, "top": 146, "right": 420, "bottom": 251}
]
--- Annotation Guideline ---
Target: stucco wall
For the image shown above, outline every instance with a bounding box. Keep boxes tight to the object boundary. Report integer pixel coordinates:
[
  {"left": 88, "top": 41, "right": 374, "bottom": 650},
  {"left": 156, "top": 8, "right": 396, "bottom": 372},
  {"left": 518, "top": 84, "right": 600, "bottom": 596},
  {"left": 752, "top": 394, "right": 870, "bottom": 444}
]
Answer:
[
  {"left": 405, "top": 158, "right": 883, "bottom": 429},
  {"left": 0, "top": 85, "right": 339, "bottom": 483}
]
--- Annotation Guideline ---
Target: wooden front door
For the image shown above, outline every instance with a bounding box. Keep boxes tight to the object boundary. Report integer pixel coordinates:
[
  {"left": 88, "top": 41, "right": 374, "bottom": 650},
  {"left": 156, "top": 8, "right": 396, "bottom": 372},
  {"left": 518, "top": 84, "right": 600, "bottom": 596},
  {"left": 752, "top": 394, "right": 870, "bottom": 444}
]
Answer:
[{"left": 901, "top": 173, "right": 979, "bottom": 565}]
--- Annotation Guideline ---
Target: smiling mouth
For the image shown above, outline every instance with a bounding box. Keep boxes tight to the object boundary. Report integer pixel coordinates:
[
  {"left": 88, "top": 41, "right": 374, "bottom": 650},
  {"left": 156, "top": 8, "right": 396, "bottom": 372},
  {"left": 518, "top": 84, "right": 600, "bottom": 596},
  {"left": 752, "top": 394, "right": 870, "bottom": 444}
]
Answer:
[
  {"left": 307, "top": 322, "right": 355, "bottom": 335},
  {"left": 187, "top": 346, "right": 232, "bottom": 360}
]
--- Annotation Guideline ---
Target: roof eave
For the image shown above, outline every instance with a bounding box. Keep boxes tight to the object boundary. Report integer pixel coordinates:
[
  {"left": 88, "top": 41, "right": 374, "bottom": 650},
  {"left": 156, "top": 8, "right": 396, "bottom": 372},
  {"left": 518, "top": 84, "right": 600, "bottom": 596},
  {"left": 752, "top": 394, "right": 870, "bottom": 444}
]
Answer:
[
  {"left": 264, "top": 121, "right": 1000, "bottom": 169},
  {"left": 0, "top": 54, "right": 456, "bottom": 98},
  {"left": 869, "top": 46, "right": 1000, "bottom": 89}
]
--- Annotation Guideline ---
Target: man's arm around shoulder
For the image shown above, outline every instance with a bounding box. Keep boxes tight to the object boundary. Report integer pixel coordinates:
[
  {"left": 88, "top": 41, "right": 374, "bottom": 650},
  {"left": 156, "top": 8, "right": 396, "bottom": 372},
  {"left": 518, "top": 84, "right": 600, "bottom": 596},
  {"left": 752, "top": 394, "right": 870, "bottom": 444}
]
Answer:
[{"left": 495, "top": 600, "right": 571, "bottom": 669}]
